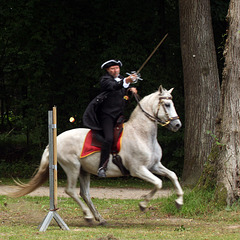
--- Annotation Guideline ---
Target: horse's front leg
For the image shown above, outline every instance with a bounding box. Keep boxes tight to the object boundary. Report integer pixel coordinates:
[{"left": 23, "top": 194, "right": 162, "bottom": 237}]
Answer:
[
  {"left": 79, "top": 168, "right": 107, "bottom": 225},
  {"left": 150, "top": 162, "right": 184, "bottom": 209},
  {"left": 131, "top": 166, "right": 163, "bottom": 211}
]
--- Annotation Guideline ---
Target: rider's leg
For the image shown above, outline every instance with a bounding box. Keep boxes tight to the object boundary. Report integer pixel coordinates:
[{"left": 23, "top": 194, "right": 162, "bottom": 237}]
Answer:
[
  {"left": 98, "top": 115, "right": 114, "bottom": 177},
  {"left": 98, "top": 140, "right": 111, "bottom": 177}
]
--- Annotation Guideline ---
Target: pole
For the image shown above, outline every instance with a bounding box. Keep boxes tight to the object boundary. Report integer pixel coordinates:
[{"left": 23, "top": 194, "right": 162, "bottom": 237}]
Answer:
[
  {"left": 52, "top": 106, "right": 58, "bottom": 208},
  {"left": 48, "top": 110, "right": 54, "bottom": 211},
  {"left": 38, "top": 107, "right": 69, "bottom": 232}
]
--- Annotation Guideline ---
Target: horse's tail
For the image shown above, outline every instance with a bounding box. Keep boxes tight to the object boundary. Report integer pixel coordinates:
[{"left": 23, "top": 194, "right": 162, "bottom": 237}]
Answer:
[{"left": 8, "top": 146, "right": 49, "bottom": 198}]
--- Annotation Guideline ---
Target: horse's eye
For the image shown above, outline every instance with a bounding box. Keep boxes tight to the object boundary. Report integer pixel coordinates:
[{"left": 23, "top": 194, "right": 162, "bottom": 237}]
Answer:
[{"left": 165, "top": 103, "right": 170, "bottom": 108}]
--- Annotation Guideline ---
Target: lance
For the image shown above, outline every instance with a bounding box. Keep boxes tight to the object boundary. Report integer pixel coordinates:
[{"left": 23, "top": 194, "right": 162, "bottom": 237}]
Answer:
[{"left": 127, "top": 33, "right": 168, "bottom": 82}]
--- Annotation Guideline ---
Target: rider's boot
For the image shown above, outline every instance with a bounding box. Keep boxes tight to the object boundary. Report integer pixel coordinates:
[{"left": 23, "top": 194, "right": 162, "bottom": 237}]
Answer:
[{"left": 98, "top": 141, "right": 110, "bottom": 178}]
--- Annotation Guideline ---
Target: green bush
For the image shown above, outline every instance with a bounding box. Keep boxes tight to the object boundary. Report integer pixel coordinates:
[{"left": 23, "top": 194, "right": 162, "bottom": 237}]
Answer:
[{"left": 0, "top": 133, "right": 42, "bottom": 178}]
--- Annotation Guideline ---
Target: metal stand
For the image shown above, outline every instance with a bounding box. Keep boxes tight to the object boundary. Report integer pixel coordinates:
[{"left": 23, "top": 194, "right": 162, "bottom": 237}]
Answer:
[{"left": 38, "top": 107, "right": 69, "bottom": 232}]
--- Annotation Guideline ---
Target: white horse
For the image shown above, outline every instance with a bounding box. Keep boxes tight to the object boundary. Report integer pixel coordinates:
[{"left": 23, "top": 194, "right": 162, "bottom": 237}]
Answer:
[{"left": 9, "top": 86, "right": 184, "bottom": 225}]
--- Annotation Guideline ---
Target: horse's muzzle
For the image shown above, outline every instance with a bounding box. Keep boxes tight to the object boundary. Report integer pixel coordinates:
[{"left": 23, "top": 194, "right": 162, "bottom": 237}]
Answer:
[{"left": 167, "top": 119, "right": 182, "bottom": 132}]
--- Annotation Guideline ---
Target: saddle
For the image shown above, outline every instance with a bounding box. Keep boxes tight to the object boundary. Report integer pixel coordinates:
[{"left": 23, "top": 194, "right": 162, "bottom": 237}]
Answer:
[
  {"left": 80, "top": 116, "right": 130, "bottom": 176},
  {"left": 91, "top": 115, "right": 124, "bottom": 153}
]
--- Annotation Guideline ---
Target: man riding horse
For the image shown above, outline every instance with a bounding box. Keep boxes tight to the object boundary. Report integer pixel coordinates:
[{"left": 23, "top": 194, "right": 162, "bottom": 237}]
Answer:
[{"left": 83, "top": 60, "right": 138, "bottom": 177}]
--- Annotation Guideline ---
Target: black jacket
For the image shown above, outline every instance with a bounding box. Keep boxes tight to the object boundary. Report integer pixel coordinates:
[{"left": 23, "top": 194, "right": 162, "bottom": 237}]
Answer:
[{"left": 83, "top": 73, "right": 128, "bottom": 130}]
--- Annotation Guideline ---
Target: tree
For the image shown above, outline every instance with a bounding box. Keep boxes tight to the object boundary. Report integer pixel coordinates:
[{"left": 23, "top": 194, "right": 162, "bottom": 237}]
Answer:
[
  {"left": 179, "top": 0, "right": 220, "bottom": 184},
  {"left": 214, "top": 0, "right": 240, "bottom": 205}
]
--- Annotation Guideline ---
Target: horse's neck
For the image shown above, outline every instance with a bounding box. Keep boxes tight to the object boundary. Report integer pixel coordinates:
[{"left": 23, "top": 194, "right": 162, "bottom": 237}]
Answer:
[{"left": 126, "top": 96, "right": 158, "bottom": 138}]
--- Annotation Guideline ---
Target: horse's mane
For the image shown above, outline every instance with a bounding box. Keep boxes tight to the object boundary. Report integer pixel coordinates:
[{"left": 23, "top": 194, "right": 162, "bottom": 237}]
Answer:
[
  {"left": 128, "top": 88, "right": 173, "bottom": 123},
  {"left": 128, "top": 91, "right": 156, "bottom": 122}
]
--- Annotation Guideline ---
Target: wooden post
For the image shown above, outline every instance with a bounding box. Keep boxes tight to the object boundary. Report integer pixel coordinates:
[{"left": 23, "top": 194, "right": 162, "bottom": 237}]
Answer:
[
  {"left": 38, "top": 107, "right": 69, "bottom": 232},
  {"left": 52, "top": 106, "right": 58, "bottom": 208}
]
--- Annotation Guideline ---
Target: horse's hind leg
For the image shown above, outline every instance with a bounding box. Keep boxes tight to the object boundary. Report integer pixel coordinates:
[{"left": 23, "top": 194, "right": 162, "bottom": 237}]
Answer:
[
  {"left": 79, "top": 168, "right": 107, "bottom": 225},
  {"left": 63, "top": 164, "right": 94, "bottom": 223},
  {"left": 131, "top": 166, "right": 163, "bottom": 211},
  {"left": 151, "top": 162, "right": 184, "bottom": 208}
]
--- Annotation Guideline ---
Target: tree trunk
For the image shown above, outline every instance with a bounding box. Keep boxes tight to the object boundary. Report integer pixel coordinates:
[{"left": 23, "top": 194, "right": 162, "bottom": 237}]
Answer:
[
  {"left": 179, "top": 0, "right": 220, "bottom": 184},
  {"left": 215, "top": 0, "right": 240, "bottom": 205}
]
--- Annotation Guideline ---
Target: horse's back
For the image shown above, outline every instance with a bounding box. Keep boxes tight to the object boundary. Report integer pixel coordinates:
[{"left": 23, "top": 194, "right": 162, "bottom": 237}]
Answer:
[
  {"left": 57, "top": 128, "right": 90, "bottom": 160},
  {"left": 58, "top": 127, "right": 89, "bottom": 138}
]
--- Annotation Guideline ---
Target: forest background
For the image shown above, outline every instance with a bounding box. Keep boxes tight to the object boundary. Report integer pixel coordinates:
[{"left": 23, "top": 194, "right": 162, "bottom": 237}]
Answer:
[{"left": 0, "top": 0, "right": 229, "bottom": 179}]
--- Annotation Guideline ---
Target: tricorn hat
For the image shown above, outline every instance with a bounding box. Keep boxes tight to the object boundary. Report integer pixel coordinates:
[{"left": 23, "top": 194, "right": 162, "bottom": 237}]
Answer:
[{"left": 101, "top": 60, "right": 122, "bottom": 69}]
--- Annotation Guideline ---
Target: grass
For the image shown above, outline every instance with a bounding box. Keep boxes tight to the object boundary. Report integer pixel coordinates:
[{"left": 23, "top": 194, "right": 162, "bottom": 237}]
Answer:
[
  {"left": 159, "top": 188, "right": 224, "bottom": 217},
  {"left": 1, "top": 182, "right": 240, "bottom": 239}
]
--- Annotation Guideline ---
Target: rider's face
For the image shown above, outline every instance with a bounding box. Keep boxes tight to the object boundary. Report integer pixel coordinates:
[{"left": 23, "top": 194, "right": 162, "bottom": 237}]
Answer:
[{"left": 107, "top": 65, "right": 120, "bottom": 78}]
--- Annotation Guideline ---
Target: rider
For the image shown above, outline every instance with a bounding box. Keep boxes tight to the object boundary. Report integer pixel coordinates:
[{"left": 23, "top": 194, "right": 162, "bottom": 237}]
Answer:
[{"left": 83, "top": 59, "right": 137, "bottom": 177}]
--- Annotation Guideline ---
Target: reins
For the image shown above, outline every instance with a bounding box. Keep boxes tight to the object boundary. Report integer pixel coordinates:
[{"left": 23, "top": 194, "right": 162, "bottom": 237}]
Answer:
[{"left": 133, "top": 93, "right": 179, "bottom": 127}]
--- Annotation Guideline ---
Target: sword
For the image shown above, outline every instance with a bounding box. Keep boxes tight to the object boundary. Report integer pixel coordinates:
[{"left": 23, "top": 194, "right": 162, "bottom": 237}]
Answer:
[{"left": 127, "top": 33, "right": 168, "bottom": 83}]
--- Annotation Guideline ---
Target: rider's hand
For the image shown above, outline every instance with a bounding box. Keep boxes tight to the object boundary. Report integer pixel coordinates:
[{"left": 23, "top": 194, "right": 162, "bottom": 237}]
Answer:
[
  {"left": 125, "top": 74, "right": 138, "bottom": 83},
  {"left": 129, "top": 87, "right": 137, "bottom": 94}
]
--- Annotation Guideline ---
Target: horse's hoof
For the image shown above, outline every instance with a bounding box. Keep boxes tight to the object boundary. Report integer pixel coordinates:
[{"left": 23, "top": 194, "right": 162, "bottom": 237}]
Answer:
[
  {"left": 98, "top": 220, "right": 108, "bottom": 226},
  {"left": 139, "top": 205, "right": 147, "bottom": 212},
  {"left": 139, "top": 202, "right": 147, "bottom": 212},
  {"left": 84, "top": 217, "right": 94, "bottom": 225},
  {"left": 175, "top": 200, "right": 183, "bottom": 210}
]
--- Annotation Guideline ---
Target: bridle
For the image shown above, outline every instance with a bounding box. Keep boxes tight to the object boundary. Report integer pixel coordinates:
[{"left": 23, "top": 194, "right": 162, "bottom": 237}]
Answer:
[{"left": 133, "top": 93, "right": 179, "bottom": 127}]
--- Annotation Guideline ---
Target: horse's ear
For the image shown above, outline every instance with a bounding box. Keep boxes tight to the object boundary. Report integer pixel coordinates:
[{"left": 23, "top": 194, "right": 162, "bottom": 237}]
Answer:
[
  {"left": 168, "top": 88, "right": 174, "bottom": 94},
  {"left": 158, "top": 85, "right": 163, "bottom": 93}
]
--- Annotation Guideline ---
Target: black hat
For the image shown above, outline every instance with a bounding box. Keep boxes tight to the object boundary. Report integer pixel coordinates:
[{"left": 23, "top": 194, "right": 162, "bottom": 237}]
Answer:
[{"left": 101, "top": 60, "right": 122, "bottom": 69}]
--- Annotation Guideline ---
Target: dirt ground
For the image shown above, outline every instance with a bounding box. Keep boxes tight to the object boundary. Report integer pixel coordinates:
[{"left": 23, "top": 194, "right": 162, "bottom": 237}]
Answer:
[
  {"left": 0, "top": 185, "right": 171, "bottom": 199},
  {"left": 1, "top": 185, "right": 240, "bottom": 239}
]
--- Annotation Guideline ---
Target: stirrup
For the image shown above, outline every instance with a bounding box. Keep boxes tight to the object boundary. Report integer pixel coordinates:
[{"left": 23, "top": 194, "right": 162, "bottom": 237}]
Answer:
[{"left": 97, "top": 167, "right": 106, "bottom": 178}]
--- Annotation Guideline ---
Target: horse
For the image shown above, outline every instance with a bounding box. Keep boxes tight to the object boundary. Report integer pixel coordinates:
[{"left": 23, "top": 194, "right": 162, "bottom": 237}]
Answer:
[{"left": 9, "top": 85, "right": 184, "bottom": 225}]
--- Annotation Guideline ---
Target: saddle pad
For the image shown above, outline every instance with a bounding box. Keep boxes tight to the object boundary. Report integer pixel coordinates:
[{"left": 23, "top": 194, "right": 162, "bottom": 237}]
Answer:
[{"left": 80, "top": 129, "right": 123, "bottom": 158}]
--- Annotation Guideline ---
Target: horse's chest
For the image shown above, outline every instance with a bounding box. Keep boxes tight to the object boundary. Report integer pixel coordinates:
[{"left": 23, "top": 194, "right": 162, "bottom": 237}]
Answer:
[{"left": 137, "top": 140, "right": 160, "bottom": 162}]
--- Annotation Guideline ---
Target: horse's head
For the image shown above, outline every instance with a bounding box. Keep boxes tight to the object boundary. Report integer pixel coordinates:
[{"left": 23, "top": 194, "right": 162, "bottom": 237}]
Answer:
[{"left": 154, "top": 85, "right": 182, "bottom": 132}]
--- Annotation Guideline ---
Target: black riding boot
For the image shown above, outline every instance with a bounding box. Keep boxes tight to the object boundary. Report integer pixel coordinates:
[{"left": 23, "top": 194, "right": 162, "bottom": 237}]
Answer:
[{"left": 98, "top": 141, "right": 111, "bottom": 178}]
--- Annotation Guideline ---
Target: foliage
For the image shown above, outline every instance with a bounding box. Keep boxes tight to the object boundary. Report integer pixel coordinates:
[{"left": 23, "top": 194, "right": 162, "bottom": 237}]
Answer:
[
  {"left": 210, "top": 0, "right": 229, "bottom": 81},
  {"left": 206, "top": 130, "right": 225, "bottom": 147},
  {"left": 0, "top": 0, "right": 229, "bottom": 178},
  {"left": 0, "top": 133, "right": 43, "bottom": 178}
]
